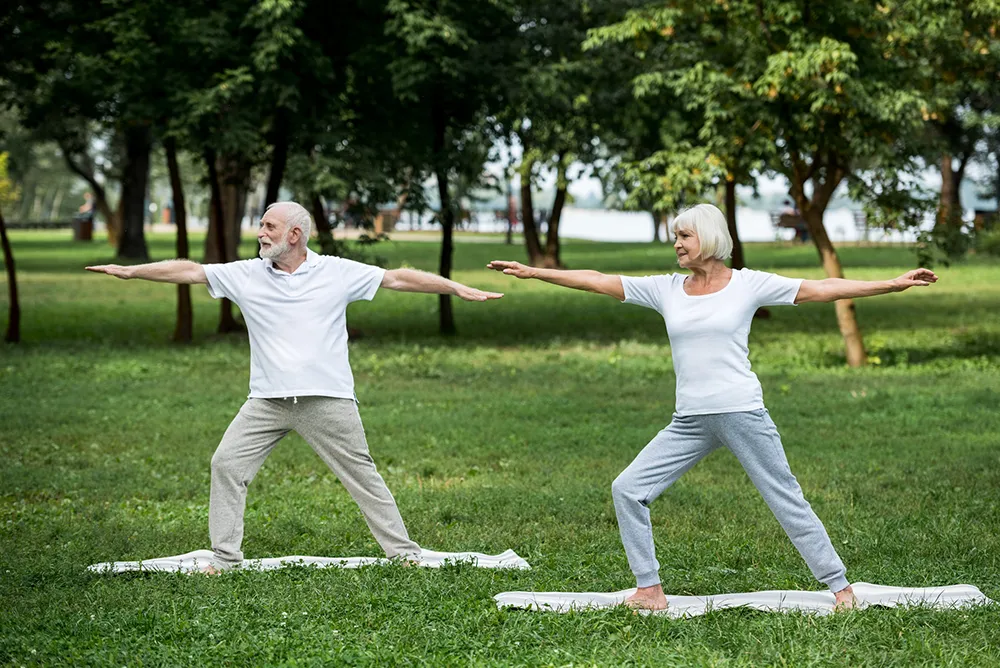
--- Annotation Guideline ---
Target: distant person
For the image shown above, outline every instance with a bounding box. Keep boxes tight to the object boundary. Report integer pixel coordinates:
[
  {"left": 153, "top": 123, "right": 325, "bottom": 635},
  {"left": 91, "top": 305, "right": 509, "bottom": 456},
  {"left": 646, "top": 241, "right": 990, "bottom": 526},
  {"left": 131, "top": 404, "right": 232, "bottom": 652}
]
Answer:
[
  {"left": 76, "top": 192, "right": 96, "bottom": 221},
  {"left": 488, "top": 203, "right": 938, "bottom": 611},
  {"left": 87, "top": 201, "right": 504, "bottom": 572}
]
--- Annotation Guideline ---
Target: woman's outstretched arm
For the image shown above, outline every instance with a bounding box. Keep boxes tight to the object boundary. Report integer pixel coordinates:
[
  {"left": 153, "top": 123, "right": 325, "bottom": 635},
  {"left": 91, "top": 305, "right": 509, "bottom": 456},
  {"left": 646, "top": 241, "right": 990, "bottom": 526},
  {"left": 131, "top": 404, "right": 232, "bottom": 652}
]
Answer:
[
  {"left": 487, "top": 261, "right": 625, "bottom": 301},
  {"left": 795, "top": 268, "right": 938, "bottom": 304}
]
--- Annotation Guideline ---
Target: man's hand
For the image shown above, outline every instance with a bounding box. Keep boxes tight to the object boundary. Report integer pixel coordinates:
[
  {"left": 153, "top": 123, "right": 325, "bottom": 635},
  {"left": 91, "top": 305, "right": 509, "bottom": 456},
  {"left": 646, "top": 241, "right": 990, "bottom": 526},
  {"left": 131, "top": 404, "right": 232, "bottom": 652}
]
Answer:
[
  {"left": 455, "top": 285, "right": 504, "bottom": 302},
  {"left": 890, "top": 268, "right": 938, "bottom": 292},
  {"left": 486, "top": 260, "right": 535, "bottom": 279},
  {"left": 86, "top": 264, "right": 134, "bottom": 280}
]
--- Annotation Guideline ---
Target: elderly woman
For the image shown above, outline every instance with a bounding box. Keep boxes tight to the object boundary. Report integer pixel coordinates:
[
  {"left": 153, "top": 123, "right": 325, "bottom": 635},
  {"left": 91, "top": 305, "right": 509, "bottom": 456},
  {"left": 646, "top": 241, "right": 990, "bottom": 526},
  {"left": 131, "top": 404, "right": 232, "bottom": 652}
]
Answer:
[{"left": 488, "top": 203, "right": 937, "bottom": 610}]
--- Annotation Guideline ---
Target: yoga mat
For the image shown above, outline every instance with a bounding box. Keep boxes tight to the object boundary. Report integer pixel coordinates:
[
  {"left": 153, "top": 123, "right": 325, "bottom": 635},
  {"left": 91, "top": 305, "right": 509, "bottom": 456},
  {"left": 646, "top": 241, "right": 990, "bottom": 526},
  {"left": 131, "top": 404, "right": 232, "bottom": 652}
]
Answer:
[
  {"left": 494, "top": 582, "right": 993, "bottom": 617},
  {"left": 89, "top": 548, "right": 530, "bottom": 573}
]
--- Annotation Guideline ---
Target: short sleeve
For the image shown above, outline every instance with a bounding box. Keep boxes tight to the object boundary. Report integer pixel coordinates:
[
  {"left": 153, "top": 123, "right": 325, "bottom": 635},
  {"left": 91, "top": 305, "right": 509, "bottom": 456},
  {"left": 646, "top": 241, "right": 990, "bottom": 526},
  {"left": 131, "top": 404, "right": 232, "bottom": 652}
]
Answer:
[
  {"left": 331, "top": 257, "right": 387, "bottom": 303},
  {"left": 741, "top": 269, "right": 803, "bottom": 307},
  {"left": 203, "top": 260, "right": 254, "bottom": 302},
  {"left": 621, "top": 275, "right": 669, "bottom": 313}
]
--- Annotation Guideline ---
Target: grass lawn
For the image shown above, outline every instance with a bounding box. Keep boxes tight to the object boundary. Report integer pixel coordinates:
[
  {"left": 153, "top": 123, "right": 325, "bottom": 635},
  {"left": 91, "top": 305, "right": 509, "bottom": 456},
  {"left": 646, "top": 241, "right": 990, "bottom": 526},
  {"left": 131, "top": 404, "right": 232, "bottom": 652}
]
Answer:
[{"left": 2, "top": 230, "right": 1000, "bottom": 665}]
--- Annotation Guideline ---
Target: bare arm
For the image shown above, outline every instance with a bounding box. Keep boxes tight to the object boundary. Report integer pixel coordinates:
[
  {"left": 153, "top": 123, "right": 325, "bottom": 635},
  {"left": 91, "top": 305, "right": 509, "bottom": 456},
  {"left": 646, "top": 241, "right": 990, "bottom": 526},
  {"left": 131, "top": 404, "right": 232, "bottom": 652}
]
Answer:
[
  {"left": 85, "top": 260, "right": 208, "bottom": 284},
  {"left": 486, "top": 260, "right": 625, "bottom": 301},
  {"left": 795, "top": 268, "right": 938, "bottom": 304},
  {"left": 381, "top": 268, "right": 503, "bottom": 302}
]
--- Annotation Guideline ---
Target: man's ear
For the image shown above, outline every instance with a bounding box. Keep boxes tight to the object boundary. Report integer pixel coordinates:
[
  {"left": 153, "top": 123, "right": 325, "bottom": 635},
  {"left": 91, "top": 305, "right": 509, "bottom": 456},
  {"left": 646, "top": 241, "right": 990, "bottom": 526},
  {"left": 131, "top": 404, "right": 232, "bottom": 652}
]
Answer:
[{"left": 288, "top": 225, "right": 303, "bottom": 246}]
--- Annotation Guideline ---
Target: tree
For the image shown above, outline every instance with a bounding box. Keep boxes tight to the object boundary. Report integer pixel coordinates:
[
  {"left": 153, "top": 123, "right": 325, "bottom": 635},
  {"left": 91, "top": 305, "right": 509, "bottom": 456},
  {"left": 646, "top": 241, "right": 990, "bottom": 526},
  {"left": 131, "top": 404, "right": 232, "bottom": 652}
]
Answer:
[
  {"left": 591, "top": 0, "right": 963, "bottom": 367},
  {"left": 0, "top": 152, "right": 19, "bottom": 343},
  {"left": 382, "top": 0, "right": 521, "bottom": 334}
]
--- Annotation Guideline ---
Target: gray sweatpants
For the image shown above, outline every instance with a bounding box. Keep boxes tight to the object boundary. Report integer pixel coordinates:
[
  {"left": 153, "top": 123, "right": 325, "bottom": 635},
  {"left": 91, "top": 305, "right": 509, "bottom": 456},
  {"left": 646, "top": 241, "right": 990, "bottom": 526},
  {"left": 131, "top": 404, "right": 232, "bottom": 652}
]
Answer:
[
  {"left": 611, "top": 409, "right": 849, "bottom": 592},
  {"left": 209, "top": 397, "right": 420, "bottom": 567}
]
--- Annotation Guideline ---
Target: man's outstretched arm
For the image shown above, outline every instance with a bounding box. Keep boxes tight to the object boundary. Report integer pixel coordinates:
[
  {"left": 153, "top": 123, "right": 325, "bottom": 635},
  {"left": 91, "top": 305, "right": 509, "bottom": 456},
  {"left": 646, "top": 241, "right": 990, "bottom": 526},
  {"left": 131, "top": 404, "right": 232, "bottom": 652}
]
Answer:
[
  {"left": 381, "top": 268, "right": 503, "bottom": 302},
  {"left": 85, "top": 260, "right": 208, "bottom": 284}
]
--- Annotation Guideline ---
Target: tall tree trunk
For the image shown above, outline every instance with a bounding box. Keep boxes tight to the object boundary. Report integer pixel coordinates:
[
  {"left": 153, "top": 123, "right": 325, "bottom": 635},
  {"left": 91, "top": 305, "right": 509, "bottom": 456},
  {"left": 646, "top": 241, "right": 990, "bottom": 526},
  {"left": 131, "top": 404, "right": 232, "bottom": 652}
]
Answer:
[
  {"left": 204, "top": 155, "right": 249, "bottom": 264},
  {"left": 311, "top": 194, "right": 340, "bottom": 256},
  {"left": 651, "top": 209, "right": 663, "bottom": 243},
  {"left": 48, "top": 187, "right": 64, "bottom": 221},
  {"left": 117, "top": 125, "right": 151, "bottom": 260},
  {"left": 936, "top": 153, "right": 965, "bottom": 228},
  {"left": 118, "top": 125, "right": 152, "bottom": 261},
  {"left": 265, "top": 112, "right": 289, "bottom": 208},
  {"left": 432, "top": 102, "right": 456, "bottom": 336},
  {"left": 165, "top": 138, "right": 192, "bottom": 344},
  {"left": 543, "top": 164, "right": 567, "bottom": 269},
  {"left": 725, "top": 180, "right": 745, "bottom": 270},
  {"left": 205, "top": 149, "right": 241, "bottom": 334},
  {"left": 506, "top": 177, "right": 515, "bottom": 245},
  {"left": 802, "top": 208, "right": 866, "bottom": 367},
  {"left": 59, "top": 142, "right": 120, "bottom": 246},
  {"left": 0, "top": 206, "right": 20, "bottom": 343},
  {"left": 517, "top": 141, "right": 544, "bottom": 265},
  {"left": 435, "top": 165, "right": 456, "bottom": 336}
]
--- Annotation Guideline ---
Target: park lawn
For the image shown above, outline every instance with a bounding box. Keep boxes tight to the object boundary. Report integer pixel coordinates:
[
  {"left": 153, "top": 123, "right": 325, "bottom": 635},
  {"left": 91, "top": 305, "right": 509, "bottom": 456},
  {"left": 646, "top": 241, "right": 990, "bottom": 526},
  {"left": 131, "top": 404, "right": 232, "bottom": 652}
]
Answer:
[{"left": 2, "top": 230, "right": 1000, "bottom": 665}]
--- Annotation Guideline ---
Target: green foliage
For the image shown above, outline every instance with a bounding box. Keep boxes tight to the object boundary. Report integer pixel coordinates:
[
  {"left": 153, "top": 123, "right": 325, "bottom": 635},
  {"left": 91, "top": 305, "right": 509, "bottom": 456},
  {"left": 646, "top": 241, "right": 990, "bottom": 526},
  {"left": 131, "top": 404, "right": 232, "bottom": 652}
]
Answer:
[
  {"left": 0, "top": 152, "right": 19, "bottom": 210},
  {"left": 976, "top": 229, "right": 1000, "bottom": 258}
]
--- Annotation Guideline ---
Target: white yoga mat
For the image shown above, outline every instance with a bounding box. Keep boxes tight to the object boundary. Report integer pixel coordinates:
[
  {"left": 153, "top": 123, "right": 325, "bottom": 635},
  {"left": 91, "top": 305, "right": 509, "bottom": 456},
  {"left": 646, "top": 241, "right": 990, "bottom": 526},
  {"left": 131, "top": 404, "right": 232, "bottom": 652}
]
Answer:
[
  {"left": 494, "top": 582, "right": 993, "bottom": 617},
  {"left": 89, "top": 548, "right": 530, "bottom": 574}
]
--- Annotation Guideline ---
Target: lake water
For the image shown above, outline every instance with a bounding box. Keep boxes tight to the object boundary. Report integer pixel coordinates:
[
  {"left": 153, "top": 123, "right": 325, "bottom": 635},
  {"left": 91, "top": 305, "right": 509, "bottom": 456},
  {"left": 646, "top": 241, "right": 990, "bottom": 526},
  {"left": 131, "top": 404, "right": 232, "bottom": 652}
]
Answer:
[{"left": 395, "top": 207, "right": 929, "bottom": 244}]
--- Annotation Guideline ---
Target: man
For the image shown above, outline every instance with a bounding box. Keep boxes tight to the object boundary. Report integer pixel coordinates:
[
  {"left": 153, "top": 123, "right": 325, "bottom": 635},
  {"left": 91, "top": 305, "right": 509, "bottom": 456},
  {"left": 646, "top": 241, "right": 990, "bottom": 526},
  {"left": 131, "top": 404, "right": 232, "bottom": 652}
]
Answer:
[{"left": 87, "top": 201, "right": 503, "bottom": 572}]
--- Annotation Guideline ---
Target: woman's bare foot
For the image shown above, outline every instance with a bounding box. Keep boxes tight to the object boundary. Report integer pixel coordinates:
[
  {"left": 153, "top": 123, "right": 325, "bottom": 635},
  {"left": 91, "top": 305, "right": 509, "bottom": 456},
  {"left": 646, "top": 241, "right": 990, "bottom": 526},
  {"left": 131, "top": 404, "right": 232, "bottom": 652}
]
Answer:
[
  {"left": 624, "top": 584, "right": 668, "bottom": 611},
  {"left": 199, "top": 564, "right": 223, "bottom": 575},
  {"left": 833, "top": 585, "right": 856, "bottom": 611}
]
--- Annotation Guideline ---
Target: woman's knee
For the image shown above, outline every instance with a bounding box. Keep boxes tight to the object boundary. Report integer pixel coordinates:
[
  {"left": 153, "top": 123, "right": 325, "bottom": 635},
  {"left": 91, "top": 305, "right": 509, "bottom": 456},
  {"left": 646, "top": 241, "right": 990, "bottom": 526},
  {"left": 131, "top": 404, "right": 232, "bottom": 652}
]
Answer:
[{"left": 611, "top": 471, "right": 638, "bottom": 502}]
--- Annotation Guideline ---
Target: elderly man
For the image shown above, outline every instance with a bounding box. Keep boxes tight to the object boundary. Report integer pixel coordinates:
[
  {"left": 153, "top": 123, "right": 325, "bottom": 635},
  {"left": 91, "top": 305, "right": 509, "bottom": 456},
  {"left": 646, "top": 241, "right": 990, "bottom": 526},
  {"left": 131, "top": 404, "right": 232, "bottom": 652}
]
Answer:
[{"left": 87, "top": 201, "right": 502, "bottom": 571}]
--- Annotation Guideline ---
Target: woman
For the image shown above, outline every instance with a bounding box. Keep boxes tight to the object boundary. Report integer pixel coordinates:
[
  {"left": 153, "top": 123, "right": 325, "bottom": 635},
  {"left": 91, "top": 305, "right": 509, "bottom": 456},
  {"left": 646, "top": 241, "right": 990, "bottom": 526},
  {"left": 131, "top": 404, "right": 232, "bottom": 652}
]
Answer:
[{"left": 488, "top": 203, "right": 937, "bottom": 611}]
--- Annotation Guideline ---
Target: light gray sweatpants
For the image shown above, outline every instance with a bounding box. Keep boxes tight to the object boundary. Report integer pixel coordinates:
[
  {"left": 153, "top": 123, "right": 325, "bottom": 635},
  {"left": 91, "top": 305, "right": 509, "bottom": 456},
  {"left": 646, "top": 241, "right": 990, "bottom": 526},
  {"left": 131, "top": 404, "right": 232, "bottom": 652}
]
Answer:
[
  {"left": 209, "top": 397, "right": 420, "bottom": 567},
  {"left": 611, "top": 409, "right": 849, "bottom": 592}
]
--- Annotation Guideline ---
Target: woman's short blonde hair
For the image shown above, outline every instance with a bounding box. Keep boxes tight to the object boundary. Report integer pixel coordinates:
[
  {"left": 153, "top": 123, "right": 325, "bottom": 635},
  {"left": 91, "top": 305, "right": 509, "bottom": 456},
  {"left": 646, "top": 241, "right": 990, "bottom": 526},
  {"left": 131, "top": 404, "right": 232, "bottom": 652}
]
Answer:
[{"left": 671, "top": 204, "right": 733, "bottom": 261}]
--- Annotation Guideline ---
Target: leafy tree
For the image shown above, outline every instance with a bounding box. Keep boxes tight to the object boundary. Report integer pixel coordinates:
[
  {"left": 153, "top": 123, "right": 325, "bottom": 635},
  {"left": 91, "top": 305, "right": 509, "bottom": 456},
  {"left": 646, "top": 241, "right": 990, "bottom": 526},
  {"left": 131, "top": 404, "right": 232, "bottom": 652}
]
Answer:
[{"left": 382, "top": 0, "right": 521, "bottom": 334}]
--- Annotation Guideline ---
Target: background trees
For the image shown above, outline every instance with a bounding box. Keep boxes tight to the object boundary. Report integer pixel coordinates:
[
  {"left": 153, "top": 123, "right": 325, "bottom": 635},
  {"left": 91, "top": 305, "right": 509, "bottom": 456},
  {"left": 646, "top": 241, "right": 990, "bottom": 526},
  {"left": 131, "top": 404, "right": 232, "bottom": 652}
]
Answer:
[{"left": 2, "top": 0, "right": 997, "bottom": 355}]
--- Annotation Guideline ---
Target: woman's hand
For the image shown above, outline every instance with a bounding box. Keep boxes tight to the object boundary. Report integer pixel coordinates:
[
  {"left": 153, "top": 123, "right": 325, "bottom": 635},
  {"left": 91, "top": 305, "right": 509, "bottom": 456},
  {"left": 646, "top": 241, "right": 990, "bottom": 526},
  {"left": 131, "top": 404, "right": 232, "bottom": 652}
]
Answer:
[
  {"left": 486, "top": 260, "right": 536, "bottom": 279},
  {"left": 890, "top": 268, "right": 939, "bottom": 292}
]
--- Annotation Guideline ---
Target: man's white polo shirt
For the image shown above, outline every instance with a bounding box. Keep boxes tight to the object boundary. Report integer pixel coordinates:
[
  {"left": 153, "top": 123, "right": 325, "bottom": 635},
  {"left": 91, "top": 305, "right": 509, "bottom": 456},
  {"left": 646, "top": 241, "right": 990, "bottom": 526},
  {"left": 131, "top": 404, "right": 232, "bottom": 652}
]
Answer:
[{"left": 203, "top": 249, "right": 385, "bottom": 400}]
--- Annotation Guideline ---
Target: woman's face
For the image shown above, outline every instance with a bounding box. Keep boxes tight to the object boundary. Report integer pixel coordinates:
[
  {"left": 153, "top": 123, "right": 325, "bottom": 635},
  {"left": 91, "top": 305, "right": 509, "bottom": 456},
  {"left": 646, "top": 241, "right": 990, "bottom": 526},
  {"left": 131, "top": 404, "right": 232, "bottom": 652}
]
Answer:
[{"left": 674, "top": 227, "right": 702, "bottom": 268}]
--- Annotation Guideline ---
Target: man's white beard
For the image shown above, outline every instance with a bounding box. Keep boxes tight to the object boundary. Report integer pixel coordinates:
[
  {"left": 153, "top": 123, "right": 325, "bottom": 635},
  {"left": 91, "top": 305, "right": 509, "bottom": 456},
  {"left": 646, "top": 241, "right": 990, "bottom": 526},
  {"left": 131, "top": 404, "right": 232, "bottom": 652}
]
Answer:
[{"left": 259, "top": 232, "right": 290, "bottom": 260}]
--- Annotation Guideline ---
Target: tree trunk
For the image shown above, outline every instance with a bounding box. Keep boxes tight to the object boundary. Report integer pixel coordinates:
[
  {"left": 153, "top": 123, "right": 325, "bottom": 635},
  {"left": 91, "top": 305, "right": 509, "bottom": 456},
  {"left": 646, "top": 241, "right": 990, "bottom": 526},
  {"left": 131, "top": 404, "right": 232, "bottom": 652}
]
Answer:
[
  {"left": 435, "top": 166, "right": 456, "bottom": 336},
  {"left": 725, "top": 180, "right": 745, "bottom": 270},
  {"left": 543, "top": 171, "right": 567, "bottom": 269},
  {"left": 0, "top": 206, "right": 20, "bottom": 343},
  {"left": 432, "top": 102, "right": 456, "bottom": 336},
  {"left": 204, "top": 154, "right": 249, "bottom": 264},
  {"left": 802, "top": 207, "right": 867, "bottom": 367},
  {"left": 117, "top": 125, "right": 151, "bottom": 261},
  {"left": 311, "top": 194, "right": 340, "bottom": 256},
  {"left": 651, "top": 209, "right": 663, "bottom": 243},
  {"left": 506, "top": 178, "right": 515, "bottom": 245},
  {"left": 59, "top": 143, "right": 120, "bottom": 246},
  {"left": 165, "top": 138, "right": 192, "bottom": 344},
  {"left": 205, "top": 149, "right": 242, "bottom": 334},
  {"left": 936, "top": 153, "right": 965, "bottom": 228},
  {"left": 517, "top": 146, "right": 544, "bottom": 265},
  {"left": 265, "top": 112, "right": 289, "bottom": 208}
]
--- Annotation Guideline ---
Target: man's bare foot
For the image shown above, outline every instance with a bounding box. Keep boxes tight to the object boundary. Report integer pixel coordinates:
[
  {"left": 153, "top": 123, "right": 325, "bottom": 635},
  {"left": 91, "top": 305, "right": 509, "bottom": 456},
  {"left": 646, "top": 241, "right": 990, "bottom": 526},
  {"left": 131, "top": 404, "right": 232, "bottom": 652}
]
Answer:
[
  {"left": 199, "top": 564, "right": 223, "bottom": 575},
  {"left": 624, "top": 584, "right": 668, "bottom": 611},
  {"left": 833, "top": 585, "right": 856, "bottom": 611}
]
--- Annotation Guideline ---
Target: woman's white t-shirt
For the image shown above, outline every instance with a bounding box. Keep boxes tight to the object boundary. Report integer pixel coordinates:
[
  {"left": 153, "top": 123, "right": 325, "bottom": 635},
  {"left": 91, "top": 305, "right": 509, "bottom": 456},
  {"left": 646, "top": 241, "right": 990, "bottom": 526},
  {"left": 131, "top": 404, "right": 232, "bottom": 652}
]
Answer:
[{"left": 621, "top": 268, "right": 803, "bottom": 416}]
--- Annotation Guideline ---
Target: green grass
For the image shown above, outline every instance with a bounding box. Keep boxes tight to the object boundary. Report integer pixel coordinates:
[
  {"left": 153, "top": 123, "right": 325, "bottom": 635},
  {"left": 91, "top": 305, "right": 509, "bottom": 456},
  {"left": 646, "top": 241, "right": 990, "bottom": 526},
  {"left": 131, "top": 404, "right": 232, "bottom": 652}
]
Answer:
[{"left": 2, "top": 230, "right": 1000, "bottom": 665}]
